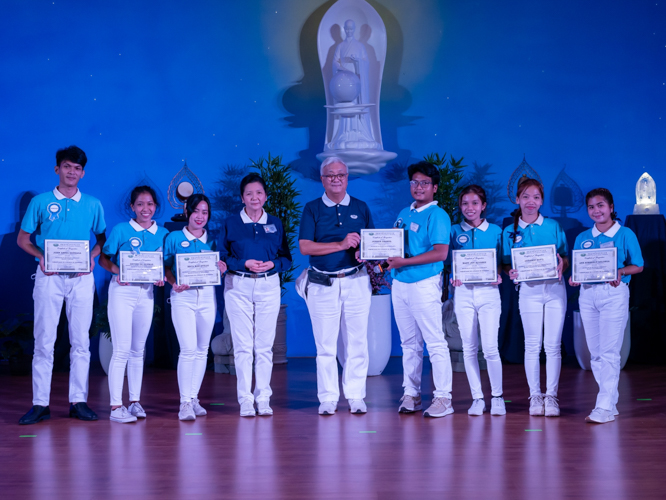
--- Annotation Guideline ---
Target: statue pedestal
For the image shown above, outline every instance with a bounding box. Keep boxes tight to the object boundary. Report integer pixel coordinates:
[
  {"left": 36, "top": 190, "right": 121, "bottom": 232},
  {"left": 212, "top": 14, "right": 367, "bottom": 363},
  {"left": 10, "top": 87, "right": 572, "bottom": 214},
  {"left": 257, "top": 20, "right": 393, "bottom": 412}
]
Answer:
[
  {"left": 317, "top": 149, "right": 397, "bottom": 176},
  {"left": 633, "top": 203, "right": 660, "bottom": 215}
]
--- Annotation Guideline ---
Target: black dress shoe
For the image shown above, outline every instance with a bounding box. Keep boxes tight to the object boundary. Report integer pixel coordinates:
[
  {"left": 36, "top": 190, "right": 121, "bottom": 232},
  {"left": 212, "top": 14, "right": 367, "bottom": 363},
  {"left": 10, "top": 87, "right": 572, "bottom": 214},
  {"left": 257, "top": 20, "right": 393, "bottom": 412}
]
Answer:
[
  {"left": 19, "top": 405, "right": 51, "bottom": 425},
  {"left": 69, "top": 402, "right": 98, "bottom": 421}
]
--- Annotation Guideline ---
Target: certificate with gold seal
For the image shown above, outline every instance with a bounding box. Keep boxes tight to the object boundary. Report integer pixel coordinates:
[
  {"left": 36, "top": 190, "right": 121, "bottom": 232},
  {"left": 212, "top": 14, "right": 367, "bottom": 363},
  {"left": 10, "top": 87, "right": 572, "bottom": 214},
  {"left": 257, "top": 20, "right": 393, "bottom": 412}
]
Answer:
[
  {"left": 360, "top": 229, "right": 404, "bottom": 260},
  {"left": 572, "top": 248, "right": 617, "bottom": 283},
  {"left": 511, "top": 244, "right": 559, "bottom": 282},
  {"left": 452, "top": 249, "right": 498, "bottom": 283},
  {"left": 44, "top": 239, "right": 90, "bottom": 273},
  {"left": 176, "top": 252, "right": 221, "bottom": 286},
  {"left": 119, "top": 251, "right": 164, "bottom": 284}
]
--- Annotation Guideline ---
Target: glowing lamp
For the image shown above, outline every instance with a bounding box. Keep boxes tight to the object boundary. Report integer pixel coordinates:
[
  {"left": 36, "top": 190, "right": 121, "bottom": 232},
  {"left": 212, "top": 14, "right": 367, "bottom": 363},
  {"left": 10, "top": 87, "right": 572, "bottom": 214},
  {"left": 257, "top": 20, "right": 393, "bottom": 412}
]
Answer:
[{"left": 633, "top": 172, "right": 660, "bottom": 215}]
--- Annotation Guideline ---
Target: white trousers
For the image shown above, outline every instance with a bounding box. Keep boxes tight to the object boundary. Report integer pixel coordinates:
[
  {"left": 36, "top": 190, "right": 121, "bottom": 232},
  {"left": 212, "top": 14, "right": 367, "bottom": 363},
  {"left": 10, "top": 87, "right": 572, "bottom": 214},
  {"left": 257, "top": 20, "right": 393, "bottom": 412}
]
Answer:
[
  {"left": 454, "top": 284, "right": 503, "bottom": 399},
  {"left": 107, "top": 280, "right": 154, "bottom": 406},
  {"left": 224, "top": 273, "right": 281, "bottom": 404},
  {"left": 393, "top": 275, "right": 452, "bottom": 399},
  {"left": 32, "top": 267, "right": 95, "bottom": 406},
  {"left": 306, "top": 269, "right": 371, "bottom": 402},
  {"left": 579, "top": 282, "right": 629, "bottom": 411},
  {"left": 518, "top": 279, "right": 567, "bottom": 397},
  {"left": 170, "top": 286, "right": 216, "bottom": 403}
]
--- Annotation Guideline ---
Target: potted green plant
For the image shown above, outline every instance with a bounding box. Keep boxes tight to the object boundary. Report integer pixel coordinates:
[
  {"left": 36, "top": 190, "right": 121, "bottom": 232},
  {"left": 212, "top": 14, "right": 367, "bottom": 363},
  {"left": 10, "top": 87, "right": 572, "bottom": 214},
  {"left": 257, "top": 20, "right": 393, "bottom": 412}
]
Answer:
[{"left": 0, "top": 314, "right": 34, "bottom": 376}]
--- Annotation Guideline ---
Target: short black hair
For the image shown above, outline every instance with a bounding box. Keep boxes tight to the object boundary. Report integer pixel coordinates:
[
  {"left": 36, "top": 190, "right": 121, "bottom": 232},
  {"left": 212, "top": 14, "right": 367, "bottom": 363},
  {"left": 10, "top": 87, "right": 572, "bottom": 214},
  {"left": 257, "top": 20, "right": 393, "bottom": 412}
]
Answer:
[
  {"left": 130, "top": 185, "right": 159, "bottom": 206},
  {"left": 407, "top": 161, "right": 440, "bottom": 186},
  {"left": 240, "top": 173, "right": 268, "bottom": 197},
  {"left": 185, "top": 193, "right": 211, "bottom": 222},
  {"left": 56, "top": 145, "right": 87, "bottom": 168}
]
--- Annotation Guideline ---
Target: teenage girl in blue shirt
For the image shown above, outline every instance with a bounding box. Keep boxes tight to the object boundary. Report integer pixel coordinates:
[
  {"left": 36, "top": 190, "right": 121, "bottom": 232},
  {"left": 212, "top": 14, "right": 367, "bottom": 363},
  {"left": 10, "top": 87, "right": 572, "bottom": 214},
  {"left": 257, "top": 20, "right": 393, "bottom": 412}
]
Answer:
[
  {"left": 569, "top": 188, "right": 643, "bottom": 424},
  {"left": 502, "top": 178, "right": 568, "bottom": 417}
]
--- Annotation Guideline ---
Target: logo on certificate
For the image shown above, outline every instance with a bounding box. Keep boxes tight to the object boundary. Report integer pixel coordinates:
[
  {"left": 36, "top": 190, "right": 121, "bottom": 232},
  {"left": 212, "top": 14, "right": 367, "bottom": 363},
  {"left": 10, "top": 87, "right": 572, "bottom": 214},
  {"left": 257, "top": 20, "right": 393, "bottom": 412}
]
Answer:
[
  {"left": 181, "top": 241, "right": 190, "bottom": 248},
  {"left": 47, "top": 202, "right": 62, "bottom": 221},
  {"left": 582, "top": 239, "right": 594, "bottom": 249},
  {"left": 456, "top": 234, "right": 469, "bottom": 245}
]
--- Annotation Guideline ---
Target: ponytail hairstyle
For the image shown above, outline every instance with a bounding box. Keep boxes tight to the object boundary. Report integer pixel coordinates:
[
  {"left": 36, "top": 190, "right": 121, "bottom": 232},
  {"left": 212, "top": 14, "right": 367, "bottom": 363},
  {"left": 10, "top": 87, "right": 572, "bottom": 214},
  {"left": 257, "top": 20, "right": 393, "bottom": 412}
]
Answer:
[
  {"left": 458, "top": 185, "right": 488, "bottom": 218},
  {"left": 512, "top": 177, "right": 544, "bottom": 235},
  {"left": 585, "top": 188, "right": 618, "bottom": 221}
]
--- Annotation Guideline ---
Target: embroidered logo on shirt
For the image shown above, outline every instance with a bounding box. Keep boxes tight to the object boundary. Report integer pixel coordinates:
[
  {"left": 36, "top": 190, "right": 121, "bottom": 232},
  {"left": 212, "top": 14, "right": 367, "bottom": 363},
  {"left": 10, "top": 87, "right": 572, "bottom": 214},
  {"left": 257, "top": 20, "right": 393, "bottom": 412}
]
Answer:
[
  {"left": 456, "top": 234, "right": 469, "bottom": 245},
  {"left": 181, "top": 241, "right": 191, "bottom": 248},
  {"left": 582, "top": 239, "right": 594, "bottom": 249},
  {"left": 410, "top": 222, "right": 420, "bottom": 232},
  {"left": 350, "top": 214, "right": 358, "bottom": 219},
  {"left": 264, "top": 224, "right": 277, "bottom": 233},
  {"left": 47, "top": 202, "right": 62, "bottom": 221}
]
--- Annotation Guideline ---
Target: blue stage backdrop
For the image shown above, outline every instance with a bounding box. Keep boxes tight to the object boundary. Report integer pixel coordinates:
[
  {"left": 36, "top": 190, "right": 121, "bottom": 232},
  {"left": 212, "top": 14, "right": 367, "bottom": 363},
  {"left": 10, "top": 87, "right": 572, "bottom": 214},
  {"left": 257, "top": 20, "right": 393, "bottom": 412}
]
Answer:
[{"left": 1, "top": 0, "right": 664, "bottom": 357}]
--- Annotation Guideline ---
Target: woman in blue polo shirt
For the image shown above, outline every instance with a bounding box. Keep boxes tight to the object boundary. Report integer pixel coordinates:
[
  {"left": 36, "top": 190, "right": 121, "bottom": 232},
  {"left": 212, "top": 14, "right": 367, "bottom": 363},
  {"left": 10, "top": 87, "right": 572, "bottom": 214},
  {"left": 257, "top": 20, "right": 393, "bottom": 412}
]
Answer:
[
  {"left": 164, "top": 194, "right": 226, "bottom": 421},
  {"left": 99, "top": 186, "right": 168, "bottom": 424},
  {"left": 569, "top": 188, "right": 643, "bottom": 424},
  {"left": 450, "top": 185, "right": 505, "bottom": 417},
  {"left": 221, "top": 173, "right": 292, "bottom": 417},
  {"left": 502, "top": 178, "right": 568, "bottom": 417}
]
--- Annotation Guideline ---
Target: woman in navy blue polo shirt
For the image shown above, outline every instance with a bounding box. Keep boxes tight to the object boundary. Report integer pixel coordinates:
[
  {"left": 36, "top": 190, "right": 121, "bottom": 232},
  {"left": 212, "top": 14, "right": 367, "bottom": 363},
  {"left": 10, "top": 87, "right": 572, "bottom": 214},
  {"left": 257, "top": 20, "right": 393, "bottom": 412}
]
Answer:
[{"left": 221, "top": 173, "right": 292, "bottom": 417}]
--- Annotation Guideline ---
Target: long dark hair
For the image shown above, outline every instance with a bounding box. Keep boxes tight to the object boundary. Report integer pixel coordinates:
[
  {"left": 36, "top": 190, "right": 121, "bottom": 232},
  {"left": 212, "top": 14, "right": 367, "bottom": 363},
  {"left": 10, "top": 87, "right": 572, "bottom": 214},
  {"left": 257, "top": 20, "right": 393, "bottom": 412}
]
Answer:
[
  {"left": 585, "top": 188, "right": 618, "bottom": 221},
  {"left": 185, "top": 193, "right": 211, "bottom": 223},
  {"left": 513, "top": 178, "right": 544, "bottom": 233}
]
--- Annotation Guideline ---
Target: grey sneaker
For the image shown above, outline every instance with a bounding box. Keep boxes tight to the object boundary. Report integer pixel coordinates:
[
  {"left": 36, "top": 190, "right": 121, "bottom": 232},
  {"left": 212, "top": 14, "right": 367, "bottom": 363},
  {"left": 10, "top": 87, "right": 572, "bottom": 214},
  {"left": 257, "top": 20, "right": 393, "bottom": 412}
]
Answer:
[
  {"left": 423, "top": 397, "right": 454, "bottom": 418},
  {"left": 110, "top": 406, "right": 137, "bottom": 424},
  {"left": 178, "top": 402, "right": 196, "bottom": 421},
  {"left": 128, "top": 402, "right": 146, "bottom": 418},
  {"left": 544, "top": 395, "right": 560, "bottom": 417},
  {"left": 468, "top": 399, "right": 485, "bottom": 416},
  {"left": 240, "top": 400, "right": 256, "bottom": 417},
  {"left": 318, "top": 401, "right": 337, "bottom": 415},
  {"left": 585, "top": 407, "right": 615, "bottom": 424},
  {"left": 257, "top": 400, "right": 273, "bottom": 416},
  {"left": 398, "top": 394, "right": 422, "bottom": 413},
  {"left": 490, "top": 397, "right": 506, "bottom": 416},
  {"left": 348, "top": 399, "right": 367, "bottom": 414},
  {"left": 192, "top": 398, "right": 207, "bottom": 416},
  {"left": 529, "top": 394, "right": 545, "bottom": 416}
]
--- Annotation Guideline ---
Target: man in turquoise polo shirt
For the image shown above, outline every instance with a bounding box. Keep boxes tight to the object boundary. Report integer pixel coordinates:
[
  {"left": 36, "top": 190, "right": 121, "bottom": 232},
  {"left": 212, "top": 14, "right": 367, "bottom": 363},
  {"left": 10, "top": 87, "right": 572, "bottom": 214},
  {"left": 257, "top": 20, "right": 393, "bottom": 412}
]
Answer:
[
  {"left": 387, "top": 161, "right": 453, "bottom": 418},
  {"left": 17, "top": 146, "right": 106, "bottom": 425}
]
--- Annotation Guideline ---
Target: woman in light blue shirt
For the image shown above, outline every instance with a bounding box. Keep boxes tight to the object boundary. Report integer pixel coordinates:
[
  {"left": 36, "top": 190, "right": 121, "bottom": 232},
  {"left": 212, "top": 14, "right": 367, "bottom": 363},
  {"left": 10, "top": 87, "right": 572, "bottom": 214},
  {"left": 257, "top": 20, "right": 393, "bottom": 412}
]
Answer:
[
  {"left": 569, "top": 188, "right": 643, "bottom": 424},
  {"left": 502, "top": 178, "right": 568, "bottom": 417}
]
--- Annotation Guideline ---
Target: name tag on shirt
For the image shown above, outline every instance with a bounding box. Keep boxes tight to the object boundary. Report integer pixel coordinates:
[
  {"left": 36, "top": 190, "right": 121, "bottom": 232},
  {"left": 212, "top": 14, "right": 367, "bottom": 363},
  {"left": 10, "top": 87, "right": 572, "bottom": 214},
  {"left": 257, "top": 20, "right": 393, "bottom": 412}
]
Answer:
[
  {"left": 410, "top": 222, "right": 420, "bottom": 233},
  {"left": 264, "top": 224, "right": 277, "bottom": 233},
  {"left": 600, "top": 241, "right": 614, "bottom": 248}
]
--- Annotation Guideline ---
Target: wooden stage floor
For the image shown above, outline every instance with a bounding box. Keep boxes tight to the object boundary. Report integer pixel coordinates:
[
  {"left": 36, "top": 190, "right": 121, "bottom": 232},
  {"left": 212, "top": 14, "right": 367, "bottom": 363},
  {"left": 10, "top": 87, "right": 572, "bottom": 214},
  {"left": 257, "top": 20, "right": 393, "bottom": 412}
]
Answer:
[{"left": 1, "top": 358, "right": 665, "bottom": 499}]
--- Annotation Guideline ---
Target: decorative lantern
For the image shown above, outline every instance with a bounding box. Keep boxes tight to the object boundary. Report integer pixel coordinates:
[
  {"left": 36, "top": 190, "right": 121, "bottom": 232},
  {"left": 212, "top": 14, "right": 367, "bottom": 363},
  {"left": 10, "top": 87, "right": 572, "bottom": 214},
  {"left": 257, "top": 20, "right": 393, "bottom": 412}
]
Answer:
[
  {"left": 550, "top": 167, "right": 583, "bottom": 217},
  {"left": 633, "top": 172, "right": 660, "bottom": 215},
  {"left": 168, "top": 161, "right": 205, "bottom": 221},
  {"left": 507, "top": 156, "right": 543, "bottom": 203}
]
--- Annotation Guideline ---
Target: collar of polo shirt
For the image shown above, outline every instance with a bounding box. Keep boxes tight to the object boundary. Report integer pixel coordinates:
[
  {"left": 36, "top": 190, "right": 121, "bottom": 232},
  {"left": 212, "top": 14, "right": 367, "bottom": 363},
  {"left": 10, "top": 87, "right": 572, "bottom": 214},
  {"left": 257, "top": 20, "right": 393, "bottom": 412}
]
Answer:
[
  {"left": 53, "top": 187, "right": 82, "bottom": 202},
  {"left": 322, "top": 192, "right": 350, "bottom": 207},
  {"left": 518, "top": 213, "right": 544, "bottom": 228},
  {"left": 129, "top": 219, "right": 158, "bottom": 234},
  {"left": 240, "top": 208, "right": 268, "bottom": 224},
  {"left": 460, "top": 219, "right": 490, "bottom": 232},
  {"left": 182, "top": 226, "right": 208, "bottom": 243},
  {"left": 592, "top": 221, "right": 621, "bottom": 238},
  {"left": 409, "top": 200, "right": 438, "bottom": 213}
]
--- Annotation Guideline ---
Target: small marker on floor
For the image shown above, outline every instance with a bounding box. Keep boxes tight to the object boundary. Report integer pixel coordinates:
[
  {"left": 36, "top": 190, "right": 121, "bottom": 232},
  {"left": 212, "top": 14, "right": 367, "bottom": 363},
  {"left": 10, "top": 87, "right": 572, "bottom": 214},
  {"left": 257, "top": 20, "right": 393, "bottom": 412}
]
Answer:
[
  {"left": 359, "top": 431, "right": 376, "bottom": 433},
  {"left": 637, "top": 399, "right": 652, "bottom": 401},
  {"left": 504, "top": 400, "right": 512, "bottom": 403},
  {"left": 185, "top": 433, "right": 202, "bottom": 436},
  {"left": 19, "top": 435, "right": 36, "bottom": 438},
  {"left": 210, "top": 403, "right": 225, "bottom": 406},
  {"left": 524, "top": 429, "right": 542, "bottom": 432}
]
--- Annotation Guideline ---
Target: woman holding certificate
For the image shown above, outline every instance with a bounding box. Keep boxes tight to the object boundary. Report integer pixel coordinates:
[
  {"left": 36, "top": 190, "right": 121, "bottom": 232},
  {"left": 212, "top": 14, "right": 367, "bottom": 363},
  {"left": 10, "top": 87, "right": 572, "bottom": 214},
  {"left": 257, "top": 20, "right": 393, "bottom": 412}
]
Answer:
[
  {"left": 450, "top": 185, "right": 505, "bottom": 416},
  {"left": 569, "top": 188, "right": 643, "bottom": 424},
  {"left": 164, "top": 194, "right": 227, "bottom": 421},
  {"left": 220, "top": 173, "right": 292, "bottom": 417},
  {"left": 502, "top": 178, "right": 568, "bottom": 417},
  {"left": 99, "top": 186, "right": 169, "bottom": 423}
]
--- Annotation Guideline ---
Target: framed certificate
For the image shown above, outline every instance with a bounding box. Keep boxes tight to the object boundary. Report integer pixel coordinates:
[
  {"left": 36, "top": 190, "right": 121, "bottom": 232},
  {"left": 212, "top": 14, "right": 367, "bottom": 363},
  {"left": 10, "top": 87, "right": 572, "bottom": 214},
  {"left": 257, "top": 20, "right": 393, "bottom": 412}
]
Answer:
[
  {"left": 119, "top": 251, "right": 164, "bottom": 284},
  {"left": 44, "top": 239, "right": 90, "bottom": 273},
  {"left": 572, "top": 247, "right": 618, "bottom": 283},
  {"left": 176, "top": 252, "right": 221, "bottom": 286},
  {"left": 360, "top": 229, "right": 404, "bottom": 260},
  {"left": 511, "top": 244, "right": 559, "bottom": 282},
  {"left": 452, "top": 249, "right": 498, "bottom": 284}
]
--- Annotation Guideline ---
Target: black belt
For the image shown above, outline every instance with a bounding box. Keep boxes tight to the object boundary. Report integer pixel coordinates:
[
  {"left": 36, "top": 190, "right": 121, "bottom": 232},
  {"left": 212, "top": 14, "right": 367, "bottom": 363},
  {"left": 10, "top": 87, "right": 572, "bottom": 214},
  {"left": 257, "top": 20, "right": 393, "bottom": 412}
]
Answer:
[{"left": 229, "top": 270, "right": 278, "bottom": 279}]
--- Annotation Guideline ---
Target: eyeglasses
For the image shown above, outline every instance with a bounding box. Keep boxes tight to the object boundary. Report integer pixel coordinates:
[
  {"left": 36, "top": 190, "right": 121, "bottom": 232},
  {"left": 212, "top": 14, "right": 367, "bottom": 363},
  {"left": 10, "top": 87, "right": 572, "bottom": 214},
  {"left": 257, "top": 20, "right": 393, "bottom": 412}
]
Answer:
[
  {"left": 409, "top": 180, "right": 432, "bottom": 188},
  {"left": 322, "top": 174, "right": 348, "bottom": 181}
]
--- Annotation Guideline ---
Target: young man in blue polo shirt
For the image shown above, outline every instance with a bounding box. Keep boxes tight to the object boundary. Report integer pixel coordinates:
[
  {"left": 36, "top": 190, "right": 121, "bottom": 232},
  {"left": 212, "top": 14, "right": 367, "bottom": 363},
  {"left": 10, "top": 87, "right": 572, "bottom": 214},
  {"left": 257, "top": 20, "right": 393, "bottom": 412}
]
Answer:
[
  {"left": 298, "top": 156, "right": 374, "bottom": 416},
  {"left": 17, "top": 146, "right": 106, "bottom": 425},
  {"left": 387, "top": 161, "right": 453, "bottom": 417}
]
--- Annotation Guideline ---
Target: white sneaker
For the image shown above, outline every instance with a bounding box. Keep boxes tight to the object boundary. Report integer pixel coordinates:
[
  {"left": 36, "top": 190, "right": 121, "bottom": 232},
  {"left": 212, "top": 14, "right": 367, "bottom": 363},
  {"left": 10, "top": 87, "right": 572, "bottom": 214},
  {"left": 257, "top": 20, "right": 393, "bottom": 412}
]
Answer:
[
  {"left": 490, "top": 397, "right": 506, "bottom": 416},
  {"left": 257, "top": 400, "right": 273, "bottom": 416},
  {"left": 192, "top": 398, "right": 207, "bottom": 416},
  {"left": 240, "top": 400, "right": 256, "bottom": 417},
  {"left": 423, "top": 397, "right": 454, "bottom": 418},
  {"left": 544, "top": 395, "right": 560, "bottom": 417},
  {"left": 178, "top": 401, "right": 196, "bottom": 421},
  {"left": 348, "top": 399, "right": 367, "bottom": 414},
  {"left": 529, "top": 394, "right": 545, "bottom": 416},
  {"left": 318, "top": 401, "right": 337, "bottom": 415},
  {"left": 128, "top": 402, "right": 146, "bottom": 418},
  {"left": 468, "top": 399, "right": 485, "bottom": 416},
  {"left": 110, "top": 406, "right": 137, "bottom": 423},
  {"left": 586, "top": 407, "right": 615, "bottom": 424},
  {"left": 398, "top": 394, "right": 422, "bottom": 413}
]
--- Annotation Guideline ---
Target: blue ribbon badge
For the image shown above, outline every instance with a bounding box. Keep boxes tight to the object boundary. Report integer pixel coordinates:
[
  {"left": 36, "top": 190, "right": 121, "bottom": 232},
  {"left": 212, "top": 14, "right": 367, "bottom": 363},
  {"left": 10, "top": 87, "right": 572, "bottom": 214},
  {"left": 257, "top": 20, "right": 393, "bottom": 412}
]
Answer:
[
  {"left": 129, "top": 237, "right": 142, "bottom": 254},
  {"left": 47, "top": 202, "right": 62, "bottom": 221}
]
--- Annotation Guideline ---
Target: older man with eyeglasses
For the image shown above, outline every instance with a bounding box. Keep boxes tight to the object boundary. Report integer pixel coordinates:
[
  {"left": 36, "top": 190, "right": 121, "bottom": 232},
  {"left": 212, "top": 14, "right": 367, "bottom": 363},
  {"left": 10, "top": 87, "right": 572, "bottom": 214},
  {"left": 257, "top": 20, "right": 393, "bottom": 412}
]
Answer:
[{"left": 298, "top": 157, "right": 374, "bottom": 416}]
